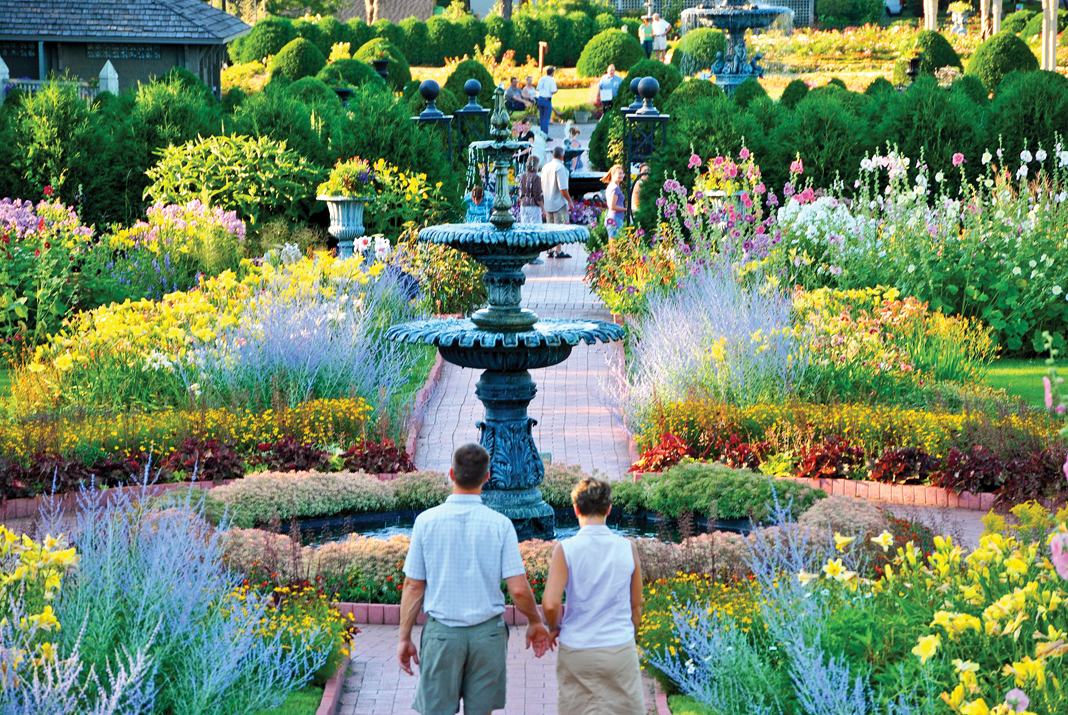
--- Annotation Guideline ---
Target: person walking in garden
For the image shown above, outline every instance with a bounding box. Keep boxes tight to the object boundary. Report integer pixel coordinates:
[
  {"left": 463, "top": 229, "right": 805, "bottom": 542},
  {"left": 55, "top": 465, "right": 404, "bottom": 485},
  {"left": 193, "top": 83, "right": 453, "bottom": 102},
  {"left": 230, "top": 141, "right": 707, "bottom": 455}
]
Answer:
[
  {"left": 536, "top": 66, "right": 559, "bottom": 136},
  {"left": 398, "top": 443, "right": 551, "bottom": 715},
  {"left": 639, "top": 16, "right": 654, "bottom": 59},
  {"left": 597, "top": 64, "right": 623, "bottom": 111},
  {"left": 519, "top": 155, "right": 545, "bottom": 224},
  {"left": 541, "top": 477, "right": 645, "bottom": 715},
  {"left": 651, "top": 13, "right": 671, "bottom": 62},
  {"left": 541, "top": 145, "right": 574, "bottom": 258},
  {"left": 602, "top": 164, "right": 627, "bottom": 238}
]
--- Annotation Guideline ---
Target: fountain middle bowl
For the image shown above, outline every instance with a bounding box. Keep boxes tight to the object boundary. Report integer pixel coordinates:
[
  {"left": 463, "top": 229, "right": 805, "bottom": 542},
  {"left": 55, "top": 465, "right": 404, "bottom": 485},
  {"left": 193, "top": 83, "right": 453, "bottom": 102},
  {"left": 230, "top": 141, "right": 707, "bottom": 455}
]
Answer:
[
  {"left": 418, "top": 223, "right": 591, "bottom": 257},
  {"left": 386, "top": 317, "right": 625, "bottom": 371}
]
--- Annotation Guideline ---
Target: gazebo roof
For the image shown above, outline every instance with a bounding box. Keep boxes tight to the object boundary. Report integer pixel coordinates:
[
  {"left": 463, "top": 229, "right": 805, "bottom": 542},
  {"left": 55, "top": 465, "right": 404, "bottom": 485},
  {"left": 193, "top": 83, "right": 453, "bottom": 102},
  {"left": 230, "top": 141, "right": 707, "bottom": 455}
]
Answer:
[{"left": 0, "top": 0, "right": 250, "bottom": 44}]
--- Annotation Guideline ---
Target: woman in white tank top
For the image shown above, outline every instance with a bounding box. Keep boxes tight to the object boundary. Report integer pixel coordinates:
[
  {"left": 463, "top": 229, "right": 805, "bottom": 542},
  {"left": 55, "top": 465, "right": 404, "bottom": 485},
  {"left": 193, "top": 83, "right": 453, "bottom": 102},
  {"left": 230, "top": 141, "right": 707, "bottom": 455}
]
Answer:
[{"left": 542, "top": 478, "right": 645, "bottom": 715}]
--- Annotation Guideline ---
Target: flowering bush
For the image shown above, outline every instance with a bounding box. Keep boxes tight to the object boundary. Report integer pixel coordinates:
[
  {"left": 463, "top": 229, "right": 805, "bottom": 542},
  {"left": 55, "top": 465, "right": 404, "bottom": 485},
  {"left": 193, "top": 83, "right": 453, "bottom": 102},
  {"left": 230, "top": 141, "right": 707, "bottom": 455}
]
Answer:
[
  {"left": 392, "top": 235, "right": 486, "bottom": 314},
  {"left": 316, "top": 156, "right": 375, "bottom": 198}
]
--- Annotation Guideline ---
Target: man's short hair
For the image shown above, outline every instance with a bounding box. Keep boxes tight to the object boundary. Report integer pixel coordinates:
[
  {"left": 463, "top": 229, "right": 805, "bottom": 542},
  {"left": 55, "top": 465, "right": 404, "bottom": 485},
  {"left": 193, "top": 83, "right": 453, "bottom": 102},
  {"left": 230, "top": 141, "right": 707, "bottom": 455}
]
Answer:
[
  {"left": 553, "top": 146, "right": 565, "bottom": 159},
  {"left": 571, "top": 477, "right": 612, "bottom": 516},
  {"left": 452, "top": 443, "right": 490, "bottom": 488},
  {"left": 546, "top": 66, "right": 555, "bottom": 75},
  {"left": 510, "top": 76, "right": 518, "bottom": 82}
]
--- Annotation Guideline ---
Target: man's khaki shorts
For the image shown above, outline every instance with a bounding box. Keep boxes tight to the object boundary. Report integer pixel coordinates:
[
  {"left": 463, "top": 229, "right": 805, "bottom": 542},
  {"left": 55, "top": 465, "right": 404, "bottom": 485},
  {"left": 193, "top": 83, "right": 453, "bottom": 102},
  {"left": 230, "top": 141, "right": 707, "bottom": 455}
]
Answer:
[{"left": 413, "top": 616, "right": 509, "bottom": 715}]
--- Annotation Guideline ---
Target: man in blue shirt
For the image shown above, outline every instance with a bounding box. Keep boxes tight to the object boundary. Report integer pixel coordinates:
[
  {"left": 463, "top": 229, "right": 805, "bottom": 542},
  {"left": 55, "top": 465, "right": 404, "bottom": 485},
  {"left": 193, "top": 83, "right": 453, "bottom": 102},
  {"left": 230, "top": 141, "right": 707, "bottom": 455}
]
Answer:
[{"left": 597, "top": 64, "right": 623, "bottom": 111}]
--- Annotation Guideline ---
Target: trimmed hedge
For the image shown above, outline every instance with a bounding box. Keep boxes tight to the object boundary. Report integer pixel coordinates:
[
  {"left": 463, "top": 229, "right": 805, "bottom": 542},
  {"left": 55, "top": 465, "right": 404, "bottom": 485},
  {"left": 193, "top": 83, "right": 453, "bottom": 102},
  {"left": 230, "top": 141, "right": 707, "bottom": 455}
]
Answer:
[
  {"left": 240, "top": 16, "right": 297, "bottom": 63},
  {"left": 270, "top": 38, "right": 327, "bottom": 82},
  {"left": 1001, "top": 9, "right": 1037, "bottom": 34},
  {"left": 663, "top": 78, "right": 724, "bottom": 113},
  {"left": 864, "top": 76, "right": 894, "bottom": 97},
  {"left": 780, "top": 78, "right": 810, "bottom": 108},
  {"left": 399, "top": 17, "right": 430, "bottom": 66},
  {"left": 355, "top": 38, "right": 411, "bottom": 91},
  {"left": 915, "top": 29, "right": 962, "bottom": 75},
  {"left": 315, "top": 59, "right": 386, "bottom": 90},
  {"left": 576, "top": 29, "right": 646, "bottom": 77},
  {"left": 286, "top": 77, "right": 341, "bottom": 106},
  {"left": 626, "top": 59, "right": 683, "bottom": 101},
  {"left": 442, "top": 58, "right": 495, "bottom": 107},
  {"left": 733, "top": 77, "right": 768, "bottom": 108},
  {"left": 293, "top": 18, "right": 329, "bottom": 56},
  {"left": 669, "top": 28, "right": 727, "bottom": 73},
  {"left": 967, "top": 30, "right": 1038, "bottom": 92},
  {"left": 1021, "top": 9, "right": 1068, "bottom": 38}
]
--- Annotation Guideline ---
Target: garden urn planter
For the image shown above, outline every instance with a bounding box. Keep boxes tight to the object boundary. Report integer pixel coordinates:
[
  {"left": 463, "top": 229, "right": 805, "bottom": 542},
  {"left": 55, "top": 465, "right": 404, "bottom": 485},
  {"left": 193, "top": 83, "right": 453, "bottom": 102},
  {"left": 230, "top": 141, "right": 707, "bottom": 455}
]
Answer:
[
  {"left": 371, "top": 58, "right": 391, "bottom": 79},
  {"left": 333, "top": 87, "right": 354, "bottom": 106},
  {"left": 317, "top": 195, "right": 371, "bottom": 259},
  {"left": 574, "top": 109, "right": 591, "bottom": 123}
]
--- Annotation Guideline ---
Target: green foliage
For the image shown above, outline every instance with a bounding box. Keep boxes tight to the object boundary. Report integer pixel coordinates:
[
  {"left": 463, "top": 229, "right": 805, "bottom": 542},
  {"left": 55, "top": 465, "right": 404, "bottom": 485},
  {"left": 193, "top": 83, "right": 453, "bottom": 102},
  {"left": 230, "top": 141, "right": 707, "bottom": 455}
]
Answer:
[
  {"left": 144, "top": 135, "right": 324, "bottom": 227},
  {"left": 372, "top": 19, "right": 406, "bottom": 50},
  {"left": 817, "top": 0, "right": 884, "bottom": 26},
  {"left": 443, "top": 58, "right": 495, "bottom": 107},
  {"left": 667, "top": 696, "right": 717, "bottom": 715},
  {"left": 915, "top": 29, "right": 963, "bottom": 75},
  {"left": 316, "top": 58, "right": 386, "bottom": 89},
  {"left": 354, "top": 38, "right": 411, "bottom": 91},
  {"left": 967, "top": 30, "right": 1039, "bottom": 92},
  {"left": 568, "top": 11, "right": 596, "bottom": 56},
  {"left": 780, "top": 78, "right": 810, "bottom": 108},
  {"left": 484, "top": 15, "right": 513, "bottom": 59},
  {"left": 159, "top": 66, "right": 215, "bottom": 103},
  {"left": 864, "top": 76, "right": 895, "bottom": 97},
  {"left": 594, "top": 11, "right": 620, "bottom": 33},
  {"left": 399, "top": 17, "right": 430, "bottom": 65},
  {"left": 270, "top": 38, "right": 328, "bottom": 81},
  {"left": 990, "top": 71, "right": 1068, "bottom": 168},
  {"left": 317, "top": 16, "right": 346, "bottom": 49},
  {"left": 389, "top": 470, "right": 451, "bottom": 511},
  {"left": 232, "top": 83, "right": 335, "bottom": 166},
  {"left": 773, "top": 90, "right": 871, "bottom": 194},
  {"left": 641, "top": 462, "right": 824, "bottom": 521},
  {"left": 588, "top": 107, "right": 625, "bottom": 171},
  {"left": 402, "top": 79, "right": 463, "bottom": 116},
  {"left": 541, "top": 14, "right": 575, "bottom": 66},
  {"left": 293, "top": 17, "right": 329, "bottom": 56},
  {"left": 576, "top": 29, "right": 645, "bottom": 77},
  {"left": 732, "top": 77, "right": 768, "bottom": 109},
  {"left": 240, "top": 16, "right": 297, "bottom": 63},
  {"left": 344, "top": 18, "right": 376, "bottom": 49},
  {"left": 627, "top": 59, "right": 683, "bottom": 101},
  {"left": 664, "top": 79, "right": 724, "bottom": 113},
  {"left": 670, "top": 28, "right": 727, "bottom": 74},
  {"left": 286, "top": 77, "right": 342, "bottom": 107},
  {"left": 512, "top": 15, "right": 542, "bottom": 63},
  {"left": 1001, "top": 8, "right": 1037, "bottom": 34},
  {"left": 426, "top": 16, "right": 470, "bottom": 65},
  {"left": 952, "top": 73, "right": 990, "bottom": 104}
]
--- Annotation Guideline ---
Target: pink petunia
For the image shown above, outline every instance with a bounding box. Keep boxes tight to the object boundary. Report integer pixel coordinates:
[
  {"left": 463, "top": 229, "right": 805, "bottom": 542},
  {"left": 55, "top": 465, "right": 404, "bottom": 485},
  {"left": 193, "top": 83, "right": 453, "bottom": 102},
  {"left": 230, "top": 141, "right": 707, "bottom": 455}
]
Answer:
[
  {"left": 952, "top": 153, "right": 965, "bottom": 167},
  {"left": 1045, "top": 376, "right": 1054, "bottom": 409},
  {"left": 754, "top": 183, "right": 766, "bottom": 195}
]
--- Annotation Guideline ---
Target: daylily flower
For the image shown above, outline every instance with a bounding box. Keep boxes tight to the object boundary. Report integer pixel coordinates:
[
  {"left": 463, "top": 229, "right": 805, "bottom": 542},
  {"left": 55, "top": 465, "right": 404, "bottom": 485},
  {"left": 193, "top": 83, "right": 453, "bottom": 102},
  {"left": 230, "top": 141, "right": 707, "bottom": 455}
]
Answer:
[
  {"left": 833, "top": 532, "right": 855, "bottom": 552},
  {"left": 870, "top": 531, "right": 894, "bottom": 552}
]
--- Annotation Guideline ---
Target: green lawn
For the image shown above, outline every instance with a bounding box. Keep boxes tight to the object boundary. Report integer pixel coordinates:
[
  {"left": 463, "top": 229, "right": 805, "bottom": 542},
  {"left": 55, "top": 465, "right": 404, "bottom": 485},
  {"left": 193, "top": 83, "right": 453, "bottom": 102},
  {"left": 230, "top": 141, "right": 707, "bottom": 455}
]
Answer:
[
  {"left": 985, "top": 358, "right": 1049, "bottom": 406},
  {"left": 254, "top": 686, "right": 323, "bottom": 715}
]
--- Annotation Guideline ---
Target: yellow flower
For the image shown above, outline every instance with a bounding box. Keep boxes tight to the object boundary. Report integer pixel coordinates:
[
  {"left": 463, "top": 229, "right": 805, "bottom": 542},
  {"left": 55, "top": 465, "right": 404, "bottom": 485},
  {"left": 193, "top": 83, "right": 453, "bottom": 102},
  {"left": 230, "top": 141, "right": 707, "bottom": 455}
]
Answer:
[
  {"left": 833, "top": 533, "right": 856, "bottom": 552},
  {"left": 55, "top": 354, "right": 73, "bottom": 371},
  {"left": 870, "top": 530, "right": 894, "bottom": 552},
  {"left": 797, "top": 571, "right": 818, "bottom": 586},
  {"left": 959, "top": 699, "right": 990, "bottom": 715},
  {"left": 912, "top": 634, "right": 940, "bottom": 664}
]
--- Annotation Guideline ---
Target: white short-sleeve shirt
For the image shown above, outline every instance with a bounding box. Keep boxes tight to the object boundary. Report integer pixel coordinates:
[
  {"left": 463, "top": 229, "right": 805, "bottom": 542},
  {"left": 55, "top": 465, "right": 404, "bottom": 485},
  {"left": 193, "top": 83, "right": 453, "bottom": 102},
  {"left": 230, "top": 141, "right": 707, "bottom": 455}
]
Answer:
[
  {"left": 540, "top": 158, "right": 570, "bottom": 213},
  {"left": 403, "top": 494, "right": 526, "bottom": 627},
  {"left": 536, "top": 75, "right": 558, "bottom": 99}
]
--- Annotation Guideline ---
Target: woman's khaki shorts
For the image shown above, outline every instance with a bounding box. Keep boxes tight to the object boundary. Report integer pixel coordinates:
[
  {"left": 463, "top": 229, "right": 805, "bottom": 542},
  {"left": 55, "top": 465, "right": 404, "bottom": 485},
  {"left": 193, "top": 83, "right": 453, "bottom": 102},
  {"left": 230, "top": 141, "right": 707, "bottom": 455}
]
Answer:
[
  {"left": 412, "top": 616, "right": 509, "bottom": 715},
  {"left": 556, "top": 639, "right": 646, "bottom": 715}
]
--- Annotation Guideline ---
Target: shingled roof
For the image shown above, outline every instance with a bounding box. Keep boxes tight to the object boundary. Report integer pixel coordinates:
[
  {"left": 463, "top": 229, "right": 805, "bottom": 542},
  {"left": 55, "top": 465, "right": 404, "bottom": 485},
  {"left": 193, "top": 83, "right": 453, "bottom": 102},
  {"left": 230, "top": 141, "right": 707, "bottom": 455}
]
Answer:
[{"left": 0, "top": 0, "right": 250, "bottom": 44}]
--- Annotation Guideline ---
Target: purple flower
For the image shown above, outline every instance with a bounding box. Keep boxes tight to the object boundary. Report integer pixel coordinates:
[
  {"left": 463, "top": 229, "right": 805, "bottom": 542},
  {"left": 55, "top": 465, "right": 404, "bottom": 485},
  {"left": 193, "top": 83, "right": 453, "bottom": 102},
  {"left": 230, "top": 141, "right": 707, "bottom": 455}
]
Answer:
[
  {"left": 767, "top": 193, "right": 779, "bottom": 207},
  {"left": 783, "top": 183, "right": 795, "bottom": 198},
  {"left": 1005, "top": 689, "right": 1029, "bottom": 713},
  {"left": 626, "top": 286, "right": 638, "bottom": 295}
]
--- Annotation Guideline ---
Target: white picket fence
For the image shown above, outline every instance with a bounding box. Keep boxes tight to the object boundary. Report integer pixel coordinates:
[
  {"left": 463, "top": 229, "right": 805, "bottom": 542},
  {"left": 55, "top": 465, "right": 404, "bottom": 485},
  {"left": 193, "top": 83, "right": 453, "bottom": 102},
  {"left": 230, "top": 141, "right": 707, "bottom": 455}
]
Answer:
[{"left": 0, "top": 57, "right": 118, "bottom": 104}]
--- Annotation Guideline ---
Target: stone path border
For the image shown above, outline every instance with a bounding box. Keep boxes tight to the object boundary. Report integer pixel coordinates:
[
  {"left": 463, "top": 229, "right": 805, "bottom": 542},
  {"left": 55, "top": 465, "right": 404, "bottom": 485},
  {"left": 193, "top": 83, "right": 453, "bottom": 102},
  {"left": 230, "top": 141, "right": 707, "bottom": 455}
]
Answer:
[{"left": 317, "top": 654, "right": 351, "bottom": 715}]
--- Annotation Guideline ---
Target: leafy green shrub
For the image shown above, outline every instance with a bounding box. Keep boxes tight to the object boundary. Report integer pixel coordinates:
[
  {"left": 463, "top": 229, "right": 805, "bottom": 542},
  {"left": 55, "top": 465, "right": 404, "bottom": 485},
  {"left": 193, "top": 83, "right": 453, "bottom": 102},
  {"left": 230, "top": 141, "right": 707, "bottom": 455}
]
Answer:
[
  {"left": 864, "top": 76, "right": 894, "bottom": 96},
  {"left": 642, "top": 462, "right": 824, "bottom": 522},
  {"left": 915, "top": 29, "right": 963, "bottom": 75},
  {"left": 317, "top": 16, "right": 346, "bottom": 50},
  {"left": 539, "top": 463, "right": 595, "bottom": 508},
  {"left": 568, "top": 11, "right": 596, "bottom": 57},
  {"left": 588, "top": 107, "right": 624, "bottom": 170},
  {"left": 316, "top": 58, "right": 386, "bottom": 89},
  {"left": 594, "top": 11, "right": 620, "bottom": 33},
  {"left": 773, "top": 91, "right": 871, "bottom": 193},
  {"left": 664, "top": 79, "right": 723, "bottom": 113},
  {"left": 372, "top": 19, "right": 406, "bottom": 51},
  {"left": 232, "top": 83, "right": 334, "bottom": 166},
  {"left": 626, "top": 59, "right": 683, "bottom": 101},
  {"left": 796, "top": 495, "right": 889, "bottom": 538},
  {"left": 426, "top": 16, "right": 458, "bottom": 65},
  {"left": 484, "top": 15, "right": 513, "bottom": 60},
  {"left": 443, "top": 57, "right": 495, "bottom": 107},
  {"left": 817, "top": 0, "right": 884, "bottom": 26},
  {"left": 967, "top": 30, "right": 1039, "bottom": 92},
  {"left": 990, "top": 70, "right": 1068, "bottom": 166},
  {"left": 456, "top": 15, "right": 485, "bottom": 56},
  {"left": 1001, "top": 9, "right": 1037, "bottom": 34},
  {"left": 390, "top": 470, "right": 451, "bottom": 510},
  {"left": 1021, "top": 9, "right": 1068, "bottom": 37},
  {"left": 732, "top": 77, "right": 768, "bottom": 108},
  {"left": 399, "top": 17, "right": 430, "bottom": 65},
  {"left": 286, "top": 76, "right": 341, "bottom": 106},
  {"left": 952, "top": 73, "right": 989, "bottom": 104},
  {"left": 670, "top": 28, "right": 726, "bottom": 74},
  {"left": 159, "top": 66, "right": 215, "bottom": 103},
  {"left": 780, "top": 78, "right": 810, "bottom": 108},
  {"left": 240, "top": 16, "right": 297, "bottom": 63},
  {"left": 270, "top": 38, "right": 327, "bottom": 81},
  {"left": 144, "top": 135, "right": 324, "bottom": 227},
  {"left": 576, "top": 29, "right": 645, "bottom": 77},
  {"left": 355, "top": 38, "right": 411, "bottom": 91},
  {"left": 293, "top": 17, "right": 329, "bottom": 56},
  {"left": 402, "top": 79, "right": 463, "bottom": 116},
  {"left": 345, "top": 18, "right": 376, "bottom": 49},
  {"left": 512, "top": 15, "right": 542, "bottom": 63}
]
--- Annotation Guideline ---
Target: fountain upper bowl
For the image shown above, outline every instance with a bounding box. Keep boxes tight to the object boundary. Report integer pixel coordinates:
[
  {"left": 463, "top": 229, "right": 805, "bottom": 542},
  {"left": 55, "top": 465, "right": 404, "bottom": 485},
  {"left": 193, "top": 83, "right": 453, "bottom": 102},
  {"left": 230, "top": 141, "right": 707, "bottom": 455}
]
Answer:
[
  {"left": 680, "top": 5, "right": 791, "bottom": 31},
  {"left": 419, "top": 223, "right": 590, "bottom": 255}
]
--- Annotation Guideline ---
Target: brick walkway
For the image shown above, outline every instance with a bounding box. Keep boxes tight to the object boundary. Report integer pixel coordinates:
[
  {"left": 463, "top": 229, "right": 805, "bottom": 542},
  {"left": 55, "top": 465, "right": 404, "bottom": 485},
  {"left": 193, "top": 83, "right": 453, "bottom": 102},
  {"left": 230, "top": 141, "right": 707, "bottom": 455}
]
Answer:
[
  {"left": 413, "top": 241, "right": 633, "bottom": 481},
  {"left": 339, "top": 624, "right": 659, "bottom": 715}
]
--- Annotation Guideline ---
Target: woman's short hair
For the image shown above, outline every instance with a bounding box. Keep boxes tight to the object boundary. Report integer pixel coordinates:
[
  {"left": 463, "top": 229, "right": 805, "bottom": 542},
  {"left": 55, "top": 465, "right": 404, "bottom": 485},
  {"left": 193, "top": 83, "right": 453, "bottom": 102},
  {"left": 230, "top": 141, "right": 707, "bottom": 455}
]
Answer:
[
  {"left": 571, "top": 477, "right": 612, "bottom": 516},
  {"left": 526, "top": 155, "right": 540, "bottom": 172}
]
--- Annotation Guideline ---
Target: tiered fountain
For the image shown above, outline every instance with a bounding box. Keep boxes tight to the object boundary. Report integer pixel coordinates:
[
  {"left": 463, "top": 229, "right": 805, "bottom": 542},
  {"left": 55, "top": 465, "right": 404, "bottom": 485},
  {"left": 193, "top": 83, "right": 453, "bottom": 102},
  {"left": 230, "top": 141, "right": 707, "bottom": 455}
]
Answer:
[
  {"left": 386, "top": 87, "right": 625, "bottom": 540},
  {"left": 679, "top": 0, "right": 792, "bottom": 96}
]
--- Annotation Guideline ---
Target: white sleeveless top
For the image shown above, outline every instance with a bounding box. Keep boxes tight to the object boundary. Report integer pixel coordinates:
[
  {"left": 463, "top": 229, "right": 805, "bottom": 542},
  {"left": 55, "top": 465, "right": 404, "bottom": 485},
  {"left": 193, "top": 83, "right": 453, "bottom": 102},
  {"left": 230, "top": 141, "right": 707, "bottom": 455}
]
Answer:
[{"left": 559, "top": 524, "right": 636, "bottom": 649}]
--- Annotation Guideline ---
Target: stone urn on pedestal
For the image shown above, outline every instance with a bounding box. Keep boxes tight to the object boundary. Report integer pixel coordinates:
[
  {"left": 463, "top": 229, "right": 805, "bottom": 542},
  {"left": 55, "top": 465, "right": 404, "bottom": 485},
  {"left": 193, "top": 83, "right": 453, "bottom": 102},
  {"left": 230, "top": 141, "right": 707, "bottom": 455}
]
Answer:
[{"left": 316, "top": 156, "right": 376, "bottom": 259}]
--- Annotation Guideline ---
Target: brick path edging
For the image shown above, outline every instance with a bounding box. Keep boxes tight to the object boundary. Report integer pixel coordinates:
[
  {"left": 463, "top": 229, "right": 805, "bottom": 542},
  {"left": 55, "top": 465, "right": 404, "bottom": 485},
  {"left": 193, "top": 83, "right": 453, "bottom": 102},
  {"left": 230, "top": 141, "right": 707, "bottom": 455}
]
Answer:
[
  {"left": 404, "top": 350, "right": 445, "bottom": 460},
  {"left": 335, "top": 603, "right": 561, "bottom": 626},
  {"left": 316, "top": 654, "right": 350, "bottom": 715},
  {"left": 654, "top": 681, "right": 671, "bottom": 715},
  {"left": 629, "top": 471, "right": 996, "bottom": 512}
]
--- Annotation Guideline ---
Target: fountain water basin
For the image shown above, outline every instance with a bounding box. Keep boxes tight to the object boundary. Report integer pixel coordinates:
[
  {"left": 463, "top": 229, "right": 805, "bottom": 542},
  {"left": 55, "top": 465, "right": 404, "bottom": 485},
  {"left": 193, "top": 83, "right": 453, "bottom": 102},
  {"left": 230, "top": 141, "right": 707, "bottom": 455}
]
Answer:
[{"left": 385, "top": 90, "right": 624, "bottom": 540}]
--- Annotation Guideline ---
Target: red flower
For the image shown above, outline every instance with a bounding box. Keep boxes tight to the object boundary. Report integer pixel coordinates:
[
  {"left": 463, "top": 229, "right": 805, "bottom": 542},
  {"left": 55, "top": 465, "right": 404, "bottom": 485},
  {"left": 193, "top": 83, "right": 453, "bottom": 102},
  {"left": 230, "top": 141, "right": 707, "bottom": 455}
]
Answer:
[
  {"left": 43, "top": 186, "right": 53, "bottom": 197},
  {"left": 43, "top": 242, "right": 50, "bottom": 250},
  {"left": 34, "top": 249, "right": 40, "bottom": 258}
]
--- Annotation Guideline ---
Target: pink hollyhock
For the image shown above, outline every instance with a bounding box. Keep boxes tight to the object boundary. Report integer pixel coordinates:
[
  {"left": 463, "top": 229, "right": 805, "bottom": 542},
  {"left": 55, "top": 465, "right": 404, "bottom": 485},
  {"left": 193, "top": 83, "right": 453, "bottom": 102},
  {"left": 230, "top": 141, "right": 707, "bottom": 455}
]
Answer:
[
  {"left": 688, "top": 154, "right": 702, "bottom": 169},
  {"left": 952, "top": 153, "right": 965, "bottom": 167},
  {"left": 754, "top": 183, "right": 766, "bottom": 194},
  {"left": 1045, "top": 376, "right": 1054, "bottom": 408},
  {"left": 1052, "top": 532, "right": 1068, "bottom": 579},
  {"left": 799, "top": 187, "right": 815, "bottom": 203},
  {"left": 790, "top": 156, "right": 804, "bottom": 174},
  {"left": 739, "top": 147, "right": 751, "bottom": 160},
  {"left": 43, "top": 185, "right": 53, "bottom": 197}
]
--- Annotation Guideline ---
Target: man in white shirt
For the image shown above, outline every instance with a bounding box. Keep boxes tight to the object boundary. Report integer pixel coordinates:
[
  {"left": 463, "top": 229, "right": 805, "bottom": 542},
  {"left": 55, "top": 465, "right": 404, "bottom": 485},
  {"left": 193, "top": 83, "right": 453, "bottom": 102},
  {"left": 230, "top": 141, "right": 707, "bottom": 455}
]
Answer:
[
  {"left": 398, "top": 443, "right": 550, "bottom": 715},
  {"left": 540, "top": 146, "right": 574, "bottom": 258},
  {"left": 535, "top": 66, "right": 558, "bottom": 135},
  {"left": 652, "top": 13, "right": 671, "bottom": 62},
  {"left": 597, "top": 64, "right": 623, "bottom": 110}
]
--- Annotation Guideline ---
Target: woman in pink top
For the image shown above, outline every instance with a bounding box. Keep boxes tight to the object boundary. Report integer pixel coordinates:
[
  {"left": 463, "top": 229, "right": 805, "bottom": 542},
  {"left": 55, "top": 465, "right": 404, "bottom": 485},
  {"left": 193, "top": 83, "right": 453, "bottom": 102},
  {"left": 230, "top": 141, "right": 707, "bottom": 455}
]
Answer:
[{"left": 542, "top": 478, "right": 645, "bottom": 715}]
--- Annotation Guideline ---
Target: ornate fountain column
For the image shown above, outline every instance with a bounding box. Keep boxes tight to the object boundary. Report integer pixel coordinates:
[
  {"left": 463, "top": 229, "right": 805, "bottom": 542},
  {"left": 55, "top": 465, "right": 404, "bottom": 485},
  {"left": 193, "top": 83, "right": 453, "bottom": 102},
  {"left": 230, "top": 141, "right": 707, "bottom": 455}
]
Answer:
[{"left": 387, "top": 87, "right": 624, "bottom": 540}]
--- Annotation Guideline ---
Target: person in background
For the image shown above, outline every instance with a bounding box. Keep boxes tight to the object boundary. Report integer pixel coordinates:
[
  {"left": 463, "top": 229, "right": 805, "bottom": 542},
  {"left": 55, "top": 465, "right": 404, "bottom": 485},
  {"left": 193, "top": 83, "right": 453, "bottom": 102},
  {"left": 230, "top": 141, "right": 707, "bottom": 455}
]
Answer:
[
  {"left": 541, "top": 145, "right": 573, "bottom": 259},
  {"left": 464, "top": 185, "right": 494, "bottom": 224},
  {"left": 536, "top": 67, "right": 559, "bottom": 136},
  {"left": 398, "top": 443, "right": 551, "bottom": 715},
  {"left": 602, "top": 164, "right": 626, "bottom": 239},
  {"left": 541, "top": 478, "right": 645, "bottom": 715},
  {"left": 631, "top": 163, "right": 650, "bottom": 214},
  {"left": 639, "top": 16, "right": 654, "bottom": 59},
  {"left": 597, "top": 64, "right": 623, "bottom": 111},
  {"left": 566, "top": 125, "right": 584, "bottom": 172},
  {"left": 504, "top": 76, "right": 531, "bottom": 111},
  {"left": 522, "top": 75, "right": 537, "bottom": 105},
  {"left": 652, "top": 12, "right": 671, "bottom": 62},
  {"left": 514, "top": 117, "right": 535, "bottom": 163}
]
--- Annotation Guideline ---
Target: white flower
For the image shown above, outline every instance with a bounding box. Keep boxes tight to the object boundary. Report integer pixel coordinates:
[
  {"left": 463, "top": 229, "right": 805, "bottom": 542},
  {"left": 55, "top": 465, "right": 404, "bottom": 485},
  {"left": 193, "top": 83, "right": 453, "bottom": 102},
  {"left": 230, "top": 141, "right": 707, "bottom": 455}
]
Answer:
[
  {"left": 860, "top": 158, "right": 873, "bottom": 171},
  {"left": 985, "top": 179, "right": 994, "bottom": 188},
  {"left": 1059, "top": 150, "right": 1068, "bottom": 168},
  {"left": 374, "top": 235, "right": 391, "bottom": 260},
  {"left": 1013, "top": 266, "right": 1021, "bottom": 275},
  {"left": 187, "top": 383, "right": 202, "bottom": 398},
  {"left": 907, "top": 264, "right": 916, "bottom": 273},
  {"left": 1020, "top": 149, "right": 1033, "bottom": 163},
  {"left": 1054, "top": 286, "right": 1063, "bottom": 296},
  {"left": 935, "top": 171, "right": 945, "bottom": 183},
  {"left": 982, "top": 151, "right": 993, "bottom": 164},
  {"left": 1030, "top": 260, "right": 1038, "bottom": 268},
  {"left": 1017, "top": 165, "right": 1029, "bottom": 180},
  {"left": 356, "top": 235, "right": 371, "bottom": 252},
  {"left": 1037, "top": 149, "right": 1048, "bottom": 162}
]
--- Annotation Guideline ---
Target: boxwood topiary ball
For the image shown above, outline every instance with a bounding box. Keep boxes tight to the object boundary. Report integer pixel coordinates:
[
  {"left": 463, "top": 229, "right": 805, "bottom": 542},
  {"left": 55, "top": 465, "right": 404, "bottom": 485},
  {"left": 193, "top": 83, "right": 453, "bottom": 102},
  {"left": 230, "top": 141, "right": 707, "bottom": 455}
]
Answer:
[
  {"left": 576, "top": 29, "right": 646, "bottom": 78},
  {"left": 967, "top": 30, "right": 1039, "bottom": 92},
  {"left": 270, "top": 38, "right": 327, "bottom": 82}
]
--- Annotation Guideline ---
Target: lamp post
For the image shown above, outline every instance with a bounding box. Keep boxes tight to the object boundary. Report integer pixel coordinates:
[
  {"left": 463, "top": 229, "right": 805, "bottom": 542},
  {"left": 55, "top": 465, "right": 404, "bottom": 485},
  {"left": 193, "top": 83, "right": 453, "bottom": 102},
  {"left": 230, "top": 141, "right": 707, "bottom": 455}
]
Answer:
[
  {"left": 455, "top": 79, "right": 491, "bottom": 151},
  {"left": 410, "top": 79, "right": 454, "bottom": 164},
  {"left": 623, "top": 77, "right": 669, "bottom": 224}
]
